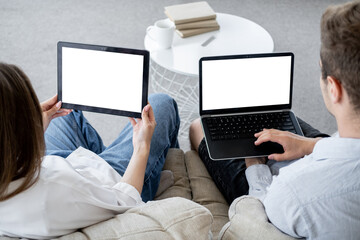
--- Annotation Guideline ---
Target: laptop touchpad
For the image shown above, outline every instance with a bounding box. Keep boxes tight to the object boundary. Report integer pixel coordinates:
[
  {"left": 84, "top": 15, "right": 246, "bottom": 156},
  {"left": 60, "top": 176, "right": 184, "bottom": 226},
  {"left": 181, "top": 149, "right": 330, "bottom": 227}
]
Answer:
[{"left": 255, "top": 141, "right": 284, "bottom": 155}]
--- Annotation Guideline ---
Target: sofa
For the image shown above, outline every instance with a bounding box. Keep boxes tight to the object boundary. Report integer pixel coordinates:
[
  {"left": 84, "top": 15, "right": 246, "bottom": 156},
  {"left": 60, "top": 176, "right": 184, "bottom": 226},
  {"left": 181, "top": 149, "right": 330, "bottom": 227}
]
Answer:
[{"left": 0, "top": 149, "right": 298, "bottom": 240}]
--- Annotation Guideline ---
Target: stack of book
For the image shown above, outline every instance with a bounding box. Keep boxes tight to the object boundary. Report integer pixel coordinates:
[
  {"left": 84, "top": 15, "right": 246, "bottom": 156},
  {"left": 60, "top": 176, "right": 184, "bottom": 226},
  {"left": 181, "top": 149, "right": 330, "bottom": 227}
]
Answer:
[{"left": 165, "top": 1, "right": 220, "bottom": 38}]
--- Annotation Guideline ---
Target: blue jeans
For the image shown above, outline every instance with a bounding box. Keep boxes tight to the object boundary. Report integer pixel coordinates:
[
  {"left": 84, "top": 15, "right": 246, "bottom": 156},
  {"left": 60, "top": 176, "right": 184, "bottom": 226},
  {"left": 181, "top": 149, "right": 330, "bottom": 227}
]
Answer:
[{"left": 45, "top": 93, "right": 180, "bottom": 202}]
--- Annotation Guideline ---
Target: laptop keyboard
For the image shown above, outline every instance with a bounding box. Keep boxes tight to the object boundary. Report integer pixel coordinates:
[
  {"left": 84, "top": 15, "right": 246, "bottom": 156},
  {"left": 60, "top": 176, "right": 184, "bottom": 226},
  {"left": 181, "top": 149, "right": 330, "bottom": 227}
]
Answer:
[{"left": 206, "top": 112, "right": 296, "bottom": 141}]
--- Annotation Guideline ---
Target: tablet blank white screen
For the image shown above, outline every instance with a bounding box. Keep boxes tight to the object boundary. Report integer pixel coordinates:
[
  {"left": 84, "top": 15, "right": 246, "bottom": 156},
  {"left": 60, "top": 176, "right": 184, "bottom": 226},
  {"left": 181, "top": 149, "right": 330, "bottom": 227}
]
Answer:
[
  {"left": 202, "top": 56, "right": 291, "bottom": 111},
  {"left": 62, "top": 47, "right": 144, "bottom": 113}
]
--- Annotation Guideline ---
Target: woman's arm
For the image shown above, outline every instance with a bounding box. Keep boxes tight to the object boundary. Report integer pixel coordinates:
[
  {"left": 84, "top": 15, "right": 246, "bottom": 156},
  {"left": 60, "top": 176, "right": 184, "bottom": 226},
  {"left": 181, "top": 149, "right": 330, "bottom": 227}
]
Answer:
[{"left": 121, "top": 104, "right": 156, "bottom": 195}]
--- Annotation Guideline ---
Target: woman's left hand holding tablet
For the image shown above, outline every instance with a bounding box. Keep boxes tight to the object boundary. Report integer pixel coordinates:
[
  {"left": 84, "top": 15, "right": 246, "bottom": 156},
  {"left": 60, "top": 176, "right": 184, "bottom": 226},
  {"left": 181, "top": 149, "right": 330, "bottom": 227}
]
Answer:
[{"left": 41, "top": 94, "right": 72, "bottom": 132}]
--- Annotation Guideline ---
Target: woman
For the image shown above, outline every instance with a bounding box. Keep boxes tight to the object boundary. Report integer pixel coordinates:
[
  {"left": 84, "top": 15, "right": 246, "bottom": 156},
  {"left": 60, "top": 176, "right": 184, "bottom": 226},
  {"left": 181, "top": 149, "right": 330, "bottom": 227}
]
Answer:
[{"left": 0, "top": 63, "right": 180, "bottom": 239}]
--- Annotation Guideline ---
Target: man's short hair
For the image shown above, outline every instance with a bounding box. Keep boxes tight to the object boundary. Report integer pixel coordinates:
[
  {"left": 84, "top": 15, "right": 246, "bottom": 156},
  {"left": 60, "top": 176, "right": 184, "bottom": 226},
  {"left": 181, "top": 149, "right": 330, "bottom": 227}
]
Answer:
[{"left": 320, "top": 1, "right": 360, "bottom": 111}]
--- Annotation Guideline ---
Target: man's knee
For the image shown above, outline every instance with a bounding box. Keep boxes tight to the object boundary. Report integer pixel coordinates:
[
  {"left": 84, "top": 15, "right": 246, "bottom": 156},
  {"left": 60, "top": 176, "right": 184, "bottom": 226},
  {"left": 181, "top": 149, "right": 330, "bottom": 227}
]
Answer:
[
  {"left": 190, "top": 118, "right": 201, "bottom": 136},
  {"left": 189, "top": 118, "right": 203, "bottom": 151}
]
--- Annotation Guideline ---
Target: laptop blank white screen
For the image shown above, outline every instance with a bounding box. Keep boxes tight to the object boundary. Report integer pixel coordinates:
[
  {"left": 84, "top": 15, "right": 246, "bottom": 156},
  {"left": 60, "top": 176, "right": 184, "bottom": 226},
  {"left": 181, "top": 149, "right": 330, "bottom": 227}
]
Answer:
[
  {"left": 202, "top": 56, "right": 292, "bottom": 111},
  {"left": 62, "top": 47, "right": 144, "bottom": 113}
]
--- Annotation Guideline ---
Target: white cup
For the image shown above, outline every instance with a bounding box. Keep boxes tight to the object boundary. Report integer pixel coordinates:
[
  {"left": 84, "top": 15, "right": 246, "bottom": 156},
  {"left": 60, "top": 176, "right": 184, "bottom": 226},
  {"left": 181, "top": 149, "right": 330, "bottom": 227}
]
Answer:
[{"left": 146, "top": 19, "right": 175, "bottom": 49}]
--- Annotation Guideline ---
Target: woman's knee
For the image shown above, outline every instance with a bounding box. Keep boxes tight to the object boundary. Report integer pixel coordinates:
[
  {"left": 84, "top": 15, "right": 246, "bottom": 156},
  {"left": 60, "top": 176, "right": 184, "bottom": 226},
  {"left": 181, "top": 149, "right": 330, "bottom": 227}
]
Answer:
[
  {"left": 149, "top": 93, "right": 179, "bottom": 125},
  {"left": 148, "top": 93, "right": 175, "bottom": 108}
]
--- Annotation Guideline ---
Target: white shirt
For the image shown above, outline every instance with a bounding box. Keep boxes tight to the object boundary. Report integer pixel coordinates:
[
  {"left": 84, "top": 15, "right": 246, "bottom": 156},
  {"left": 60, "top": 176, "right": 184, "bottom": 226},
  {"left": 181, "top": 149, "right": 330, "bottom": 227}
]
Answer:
[
  {"left": 244, "top": 137, "right": 360, "bottom": 239},
  {"left": 0, "top": 147, "right": 144, "bottom": 239}
]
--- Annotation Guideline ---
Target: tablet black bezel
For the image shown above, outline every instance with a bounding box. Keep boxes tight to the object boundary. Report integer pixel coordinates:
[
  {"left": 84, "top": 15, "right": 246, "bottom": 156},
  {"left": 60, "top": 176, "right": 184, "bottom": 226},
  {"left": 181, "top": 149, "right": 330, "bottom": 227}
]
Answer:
[
  {"left": 199, "top": 52, "right": 294, "bottom": 116},
  {"left": 57, "top": 41, "right": 149, "bottom": 118}
]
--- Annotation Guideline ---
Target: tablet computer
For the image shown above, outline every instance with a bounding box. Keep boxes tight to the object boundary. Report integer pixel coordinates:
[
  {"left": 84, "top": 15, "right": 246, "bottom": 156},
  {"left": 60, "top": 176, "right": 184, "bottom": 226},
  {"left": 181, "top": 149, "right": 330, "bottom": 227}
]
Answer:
[{"left": 57, "top": 41, "right": 149, "bottom": 118}]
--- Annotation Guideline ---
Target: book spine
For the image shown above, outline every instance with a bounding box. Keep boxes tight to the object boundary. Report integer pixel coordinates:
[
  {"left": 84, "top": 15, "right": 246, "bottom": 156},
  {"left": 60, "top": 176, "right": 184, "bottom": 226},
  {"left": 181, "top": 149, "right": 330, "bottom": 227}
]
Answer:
[
  {"left": 176, "top": 22, "right": 219, "bottom": 30},
  {"left": 176, "top": 25, "right": 220, "bottom": 38},
  {"left": 173, "top": 15, "right": 217, "bottom": 25}
]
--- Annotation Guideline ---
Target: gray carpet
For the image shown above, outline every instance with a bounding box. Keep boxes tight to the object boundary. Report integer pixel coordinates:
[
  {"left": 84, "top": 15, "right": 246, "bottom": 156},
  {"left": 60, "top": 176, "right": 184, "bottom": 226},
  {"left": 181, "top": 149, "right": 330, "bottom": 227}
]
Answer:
[{"left": 0, "top": 0, "right": 346, "bottom": 150}]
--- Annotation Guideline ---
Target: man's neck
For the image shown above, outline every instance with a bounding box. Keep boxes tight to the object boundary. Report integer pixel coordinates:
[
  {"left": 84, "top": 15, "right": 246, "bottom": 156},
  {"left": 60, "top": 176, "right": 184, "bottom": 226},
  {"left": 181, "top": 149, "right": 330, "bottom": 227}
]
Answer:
[{"left": 336, "top": 112, "right": 360, "bottom": 138}]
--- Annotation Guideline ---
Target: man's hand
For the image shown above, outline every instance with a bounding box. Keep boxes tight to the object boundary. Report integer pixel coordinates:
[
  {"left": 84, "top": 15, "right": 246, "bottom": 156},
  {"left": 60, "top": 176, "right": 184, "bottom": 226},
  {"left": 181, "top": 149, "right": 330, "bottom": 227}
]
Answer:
[
  {"left": 41, "top": 95, "right": 72, "bottom": 132},
  {"left": 245, "top": 157, "right": 267, "bottom": 168},
  {"left": 254, "top": 129, "right": 321, "bottom": 161}
]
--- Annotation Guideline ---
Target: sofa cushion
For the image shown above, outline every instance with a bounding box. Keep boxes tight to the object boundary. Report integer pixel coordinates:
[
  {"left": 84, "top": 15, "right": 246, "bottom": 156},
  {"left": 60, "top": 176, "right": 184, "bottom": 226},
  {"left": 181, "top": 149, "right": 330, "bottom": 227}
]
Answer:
[
  {"left": 58, "top": 232, "right": 88, "bottom": 240},
  {"left": 185, "top": 150, "right": 229, "bottom": 239},
  {"left": 57, "top": 197, "right": 213, "bottom": 240},
  {"left": 218, "top": 196, "right": 300, "bottom": 240},
  {"left": 154, "top": 170, "right": 174, "bottom": 197},
  {"left": 155, "top": 148, "right": 191, "bottom": 200}
]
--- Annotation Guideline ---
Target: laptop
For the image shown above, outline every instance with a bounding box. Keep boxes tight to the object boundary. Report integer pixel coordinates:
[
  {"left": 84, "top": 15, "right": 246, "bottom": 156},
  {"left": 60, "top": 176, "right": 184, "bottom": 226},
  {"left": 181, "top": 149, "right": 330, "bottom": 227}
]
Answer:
[{"left": 199, "top": 52, "right": 303, "bottom": 160}]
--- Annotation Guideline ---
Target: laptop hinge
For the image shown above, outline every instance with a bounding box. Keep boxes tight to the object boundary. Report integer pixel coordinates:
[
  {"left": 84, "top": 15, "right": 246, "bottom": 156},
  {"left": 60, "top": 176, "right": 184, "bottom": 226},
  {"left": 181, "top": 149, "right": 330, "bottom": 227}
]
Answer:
[{"left": 204, "top": 109, "right": 292, "bottom": 118}]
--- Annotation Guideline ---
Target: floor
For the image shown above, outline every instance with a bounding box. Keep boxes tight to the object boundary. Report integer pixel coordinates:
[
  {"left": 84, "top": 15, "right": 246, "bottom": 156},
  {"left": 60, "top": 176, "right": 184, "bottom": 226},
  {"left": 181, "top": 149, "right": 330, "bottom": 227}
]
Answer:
[{"left": 0, "top": 0, "right": 345, "bottom": 150}]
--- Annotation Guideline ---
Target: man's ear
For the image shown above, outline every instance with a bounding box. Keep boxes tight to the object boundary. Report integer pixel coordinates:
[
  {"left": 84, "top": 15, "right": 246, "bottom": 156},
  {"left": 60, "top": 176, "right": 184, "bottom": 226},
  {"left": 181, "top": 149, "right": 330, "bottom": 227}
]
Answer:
[{"left": 326, "top": 76, "right": 342, "bottom": 104}]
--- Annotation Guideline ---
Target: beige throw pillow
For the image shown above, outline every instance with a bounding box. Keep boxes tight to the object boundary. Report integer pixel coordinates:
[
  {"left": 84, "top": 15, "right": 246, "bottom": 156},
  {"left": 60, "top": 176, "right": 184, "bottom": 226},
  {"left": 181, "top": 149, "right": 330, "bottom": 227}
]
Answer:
[
  {"left": 73, "top": 197, "right": 213, "bottom": 240},
  {"left": 218, "top": 196, "right": 299, "bottom": 240}
]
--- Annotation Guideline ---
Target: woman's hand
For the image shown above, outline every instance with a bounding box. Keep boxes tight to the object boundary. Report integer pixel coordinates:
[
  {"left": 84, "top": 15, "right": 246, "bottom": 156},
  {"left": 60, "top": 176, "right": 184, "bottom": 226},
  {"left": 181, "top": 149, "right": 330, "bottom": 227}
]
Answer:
[
  {"left": 129, "top": 104, "right": 157, "bottom": 152},
  {"left": 254, "top": 129, "right": 321, "bottom": 161},
  {"left": 41, "top": 95, "right": 72, "bottom": 132}
]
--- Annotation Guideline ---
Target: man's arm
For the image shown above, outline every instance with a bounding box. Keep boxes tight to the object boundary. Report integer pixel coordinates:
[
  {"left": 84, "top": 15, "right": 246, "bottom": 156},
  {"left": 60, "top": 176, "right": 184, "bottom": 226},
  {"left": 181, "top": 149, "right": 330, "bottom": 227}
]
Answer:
[
  {"left": 245, "top": 129, "right": 321, "bottom": 201},
  {"left": 263, "top": 176, "right": 308, "bottom": 238},
  {"left": 254, "top": 129, "right": 320, "bottom": 161},
  {"left": 245, "top": 158, "right": 272, "bottom": 201}
]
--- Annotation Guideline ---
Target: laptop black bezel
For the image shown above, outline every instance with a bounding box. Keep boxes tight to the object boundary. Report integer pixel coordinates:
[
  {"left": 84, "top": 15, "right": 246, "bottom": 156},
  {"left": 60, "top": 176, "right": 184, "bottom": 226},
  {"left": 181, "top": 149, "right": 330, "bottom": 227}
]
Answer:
[
  {"left": 199, "top": 52, "right": 294, "bottom": 116},
  {"left": 57, "top": 41, "right": 149, "bottom": 118}
]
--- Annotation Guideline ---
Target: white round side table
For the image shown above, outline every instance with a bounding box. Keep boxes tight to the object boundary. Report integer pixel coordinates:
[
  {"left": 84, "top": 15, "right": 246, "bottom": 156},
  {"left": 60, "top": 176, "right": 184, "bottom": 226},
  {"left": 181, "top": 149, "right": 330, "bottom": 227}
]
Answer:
[{"left": 144, "top": 13, "right": 274, "bottom": 148}]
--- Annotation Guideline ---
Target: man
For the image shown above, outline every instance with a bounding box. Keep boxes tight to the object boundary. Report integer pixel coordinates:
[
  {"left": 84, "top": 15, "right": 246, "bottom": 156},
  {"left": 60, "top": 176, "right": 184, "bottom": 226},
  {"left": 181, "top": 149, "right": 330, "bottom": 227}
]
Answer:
[{"left": 190, "top": 1, "right": 360, "bottom": 239}]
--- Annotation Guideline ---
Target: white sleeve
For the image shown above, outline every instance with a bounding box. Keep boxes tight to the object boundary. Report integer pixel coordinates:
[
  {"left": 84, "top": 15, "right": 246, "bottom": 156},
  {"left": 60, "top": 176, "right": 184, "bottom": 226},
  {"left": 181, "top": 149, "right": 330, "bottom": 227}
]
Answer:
[
  {"left": 112, "top": 182, "right": 143, "bottom": 206},
  {"left": 263, "top": 177, "right": 308, "bottom": 239},
  {"left": 245, "top": 164, "right": 308, "bottom": 238},
  {"left": 245, "top": 164, "right": 273, "bottom": 201}
]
